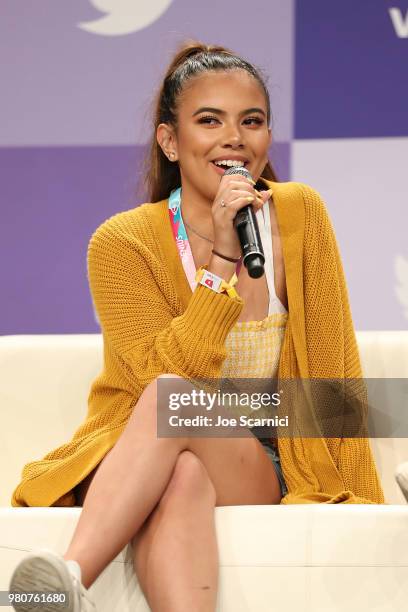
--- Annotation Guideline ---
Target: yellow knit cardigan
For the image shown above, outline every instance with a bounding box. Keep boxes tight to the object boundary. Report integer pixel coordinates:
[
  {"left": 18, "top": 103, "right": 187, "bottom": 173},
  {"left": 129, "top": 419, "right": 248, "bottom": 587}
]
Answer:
[{"left": 11, "top": 179, "right": 386, "bottom": 507}]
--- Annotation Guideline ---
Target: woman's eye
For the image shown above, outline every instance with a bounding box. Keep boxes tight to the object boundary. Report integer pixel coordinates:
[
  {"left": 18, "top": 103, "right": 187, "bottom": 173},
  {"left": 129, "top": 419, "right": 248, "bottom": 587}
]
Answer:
[
  {"left": 245, "top": 117, "right": 263, "bottom": 125},
  {"left": 198, "top": 116, "right": 263, "bottom": 126},
  {"left": 198, "top": 116, "right": 219, "bottom": 124}
]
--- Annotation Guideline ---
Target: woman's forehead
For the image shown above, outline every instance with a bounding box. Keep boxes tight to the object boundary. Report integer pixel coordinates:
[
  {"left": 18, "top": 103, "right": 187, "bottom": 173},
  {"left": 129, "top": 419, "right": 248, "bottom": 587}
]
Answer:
[{"left": 179, "top": 70, "right": 265, "bottom": 109}]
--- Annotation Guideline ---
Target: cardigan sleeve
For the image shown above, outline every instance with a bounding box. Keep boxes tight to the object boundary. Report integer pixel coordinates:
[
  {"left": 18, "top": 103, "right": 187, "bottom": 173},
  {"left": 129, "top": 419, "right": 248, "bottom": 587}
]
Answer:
[{"left": 87, "top": 215, "right": 244, "bottom": 390}]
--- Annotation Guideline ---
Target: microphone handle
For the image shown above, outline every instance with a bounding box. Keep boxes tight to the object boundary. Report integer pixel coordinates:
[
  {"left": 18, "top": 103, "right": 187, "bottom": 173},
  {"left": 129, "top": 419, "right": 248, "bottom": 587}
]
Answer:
[{"left": 234, "top": 204, "right": 265, "bottom": 279}]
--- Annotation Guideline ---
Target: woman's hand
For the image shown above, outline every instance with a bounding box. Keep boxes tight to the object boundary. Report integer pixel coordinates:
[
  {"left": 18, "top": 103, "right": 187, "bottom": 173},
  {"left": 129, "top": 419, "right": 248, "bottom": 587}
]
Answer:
[
  {"left": 211, "top": 174, "right": 271, "bottom": 259},
  {"left": 205, "top": 175, "right": 272, "bottom": 282}
]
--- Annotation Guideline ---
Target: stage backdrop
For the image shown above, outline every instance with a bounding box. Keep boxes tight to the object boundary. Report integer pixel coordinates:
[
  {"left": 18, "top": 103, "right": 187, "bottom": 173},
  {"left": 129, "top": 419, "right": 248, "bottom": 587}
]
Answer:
[{"left": 1, "top": 0, "right": 407, "bottom": 333}]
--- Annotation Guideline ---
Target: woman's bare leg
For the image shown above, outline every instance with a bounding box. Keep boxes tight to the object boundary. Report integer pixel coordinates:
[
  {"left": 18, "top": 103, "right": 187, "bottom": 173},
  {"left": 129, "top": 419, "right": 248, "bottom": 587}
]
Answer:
[
  {"left": 63, "top": 377, "right": 187, "bottom": 587},
  {"left": 64, "top": 374, "right": 281, "bottom": 589},
  {"left": 131, "top": 450, "right": 218, "bottom": 612}
]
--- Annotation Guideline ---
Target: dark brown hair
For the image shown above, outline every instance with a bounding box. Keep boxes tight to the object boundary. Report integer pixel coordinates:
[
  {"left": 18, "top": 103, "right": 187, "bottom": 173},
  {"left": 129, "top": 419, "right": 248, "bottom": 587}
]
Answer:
[{"left": 139, "top": 40, "right": 279, "bottom": 203}]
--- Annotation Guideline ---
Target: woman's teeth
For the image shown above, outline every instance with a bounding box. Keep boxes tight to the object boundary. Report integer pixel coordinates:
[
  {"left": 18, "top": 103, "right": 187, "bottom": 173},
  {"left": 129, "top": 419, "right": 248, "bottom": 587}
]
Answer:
[{"left": 213, "top": 160, "right": 245, "bottom": 168}]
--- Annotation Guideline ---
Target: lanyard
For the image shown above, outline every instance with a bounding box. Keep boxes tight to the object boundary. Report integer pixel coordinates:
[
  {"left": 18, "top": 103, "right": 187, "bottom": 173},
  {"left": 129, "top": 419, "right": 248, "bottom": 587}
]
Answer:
[{"left": 168, "top": 187, "right": 242, "bottom": 292}]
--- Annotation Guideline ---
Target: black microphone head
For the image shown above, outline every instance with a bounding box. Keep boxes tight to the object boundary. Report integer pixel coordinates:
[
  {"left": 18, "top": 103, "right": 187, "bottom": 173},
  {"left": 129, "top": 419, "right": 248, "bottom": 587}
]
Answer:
[{"left": 223, "top": 166, "right": 253, "bottom": 182}]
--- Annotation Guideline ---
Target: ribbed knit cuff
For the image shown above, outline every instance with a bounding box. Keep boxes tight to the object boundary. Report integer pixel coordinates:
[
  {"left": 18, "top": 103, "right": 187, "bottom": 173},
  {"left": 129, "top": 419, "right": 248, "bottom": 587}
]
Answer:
[{"left": 177, "top": 283, "right": 243, "bottom": 346}]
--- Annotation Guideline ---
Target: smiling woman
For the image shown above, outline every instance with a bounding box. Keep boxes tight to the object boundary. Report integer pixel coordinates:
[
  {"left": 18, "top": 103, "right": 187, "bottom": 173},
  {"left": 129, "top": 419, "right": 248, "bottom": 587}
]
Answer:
[
  {"left": 10, "top": 38, "right": 384, "bottom": 612},
  {"left": 155, "top": 68, "right": 273, "bottom": 242},
  {"left": 141, "top": 42, "right": 278, "bottom": 204},
  {"left": 150, "top": 62, "right": 286, "bottom": 322}
]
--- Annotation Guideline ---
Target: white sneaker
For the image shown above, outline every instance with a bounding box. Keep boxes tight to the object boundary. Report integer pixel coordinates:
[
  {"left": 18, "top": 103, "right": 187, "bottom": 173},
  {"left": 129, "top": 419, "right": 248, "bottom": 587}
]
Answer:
[{"left": 9, "top": 549, "right": 96, "bottom": 612}]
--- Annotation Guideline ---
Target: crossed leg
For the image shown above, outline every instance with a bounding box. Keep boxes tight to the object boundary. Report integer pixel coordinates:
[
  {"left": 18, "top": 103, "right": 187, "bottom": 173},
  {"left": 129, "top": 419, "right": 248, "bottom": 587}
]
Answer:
[
  {"left": 68, "top": 374, "right": 282, "bottom": 610},
  {"left": 131, "top": 450, "right": 219, "bottom": 611}
]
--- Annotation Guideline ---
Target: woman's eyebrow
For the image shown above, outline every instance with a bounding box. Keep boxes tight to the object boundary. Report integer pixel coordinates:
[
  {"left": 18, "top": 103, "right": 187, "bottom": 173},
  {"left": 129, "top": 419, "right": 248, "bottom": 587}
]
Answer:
[{"left": 192, "top": 106, "right": 266, "bottom": 117}]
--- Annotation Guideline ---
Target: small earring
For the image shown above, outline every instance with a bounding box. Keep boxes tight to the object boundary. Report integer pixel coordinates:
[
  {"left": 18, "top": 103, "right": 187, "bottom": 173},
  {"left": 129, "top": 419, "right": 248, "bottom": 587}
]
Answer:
[{"left": 168, "top": 152, "right": 175, "bottom": 161}]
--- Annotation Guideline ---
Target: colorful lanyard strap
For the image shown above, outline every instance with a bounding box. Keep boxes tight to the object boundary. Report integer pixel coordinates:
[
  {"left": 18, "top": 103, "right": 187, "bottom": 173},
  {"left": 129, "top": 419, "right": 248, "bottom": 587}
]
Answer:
[{"left": 168, "top": 187, "right": 242, "bottom": 292}]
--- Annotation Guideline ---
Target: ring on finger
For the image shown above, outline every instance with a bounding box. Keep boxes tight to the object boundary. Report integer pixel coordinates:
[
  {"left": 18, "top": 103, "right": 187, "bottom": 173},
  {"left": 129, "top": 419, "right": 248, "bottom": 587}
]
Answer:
[{"left": 220, "top": 199, "right": 227, "bottom": 207}]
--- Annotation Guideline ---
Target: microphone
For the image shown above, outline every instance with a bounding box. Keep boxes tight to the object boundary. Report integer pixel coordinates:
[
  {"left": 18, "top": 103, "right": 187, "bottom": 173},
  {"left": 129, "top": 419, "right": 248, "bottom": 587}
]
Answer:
[{"left": 223, "top": 166, "right": 265, "bottom": 278}]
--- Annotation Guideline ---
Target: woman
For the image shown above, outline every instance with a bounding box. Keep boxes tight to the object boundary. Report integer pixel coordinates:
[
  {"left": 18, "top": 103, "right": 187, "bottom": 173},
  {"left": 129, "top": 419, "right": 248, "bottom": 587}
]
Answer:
[{"left": 9, "top": 41, "right": 385, "bottom": 612}]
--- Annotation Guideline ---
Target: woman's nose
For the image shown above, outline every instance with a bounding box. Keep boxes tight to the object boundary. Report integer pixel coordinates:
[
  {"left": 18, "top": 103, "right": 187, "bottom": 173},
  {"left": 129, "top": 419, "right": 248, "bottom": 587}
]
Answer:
[
  {"left": 223, "top": 122, "right": 242, "bottom": 144},
  {"left": 223, "top": 127, "right": 244, "bottom": 147}
]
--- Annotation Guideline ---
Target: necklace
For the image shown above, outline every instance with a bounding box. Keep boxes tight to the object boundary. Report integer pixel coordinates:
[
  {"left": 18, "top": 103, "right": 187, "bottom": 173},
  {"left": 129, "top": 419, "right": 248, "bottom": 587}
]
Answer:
[{"left": 183, "top": 219, "right": 214, "bottom": 244}]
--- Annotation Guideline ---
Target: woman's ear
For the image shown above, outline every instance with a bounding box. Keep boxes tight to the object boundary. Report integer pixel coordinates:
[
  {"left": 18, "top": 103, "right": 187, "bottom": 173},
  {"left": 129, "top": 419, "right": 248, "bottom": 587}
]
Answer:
[{"left": 157, "top": 123, "right": 178, "bottom": 161}]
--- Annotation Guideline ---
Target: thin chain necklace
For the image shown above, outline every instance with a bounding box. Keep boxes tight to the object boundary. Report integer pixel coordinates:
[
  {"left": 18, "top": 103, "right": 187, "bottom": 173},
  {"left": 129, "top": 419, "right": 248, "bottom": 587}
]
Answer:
[{"left": 183, "top": 219, "right": 214, "bottom": 244}]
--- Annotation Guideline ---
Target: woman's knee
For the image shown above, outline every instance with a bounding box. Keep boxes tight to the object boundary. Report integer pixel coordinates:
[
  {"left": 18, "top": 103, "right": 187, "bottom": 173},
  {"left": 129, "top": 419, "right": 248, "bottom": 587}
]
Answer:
[
  {"left": 131, "top": 447, "right": 215, "bottom": 559},
  {"left": 159, "top": 450, "right": 216, "bottom": 509},
  {"left": 128, "top": 373, "right": 177, "bottom": 415},
  {"left": 128, "top": 373, "right": 187, "bottom": 434},
  {"left": 135, "top": 374, "right": 184, "bottom": 410}
]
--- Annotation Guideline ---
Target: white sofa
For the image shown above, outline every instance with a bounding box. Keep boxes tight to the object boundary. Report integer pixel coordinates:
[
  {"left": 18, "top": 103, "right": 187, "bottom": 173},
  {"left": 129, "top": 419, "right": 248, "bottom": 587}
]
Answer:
[{"left": 0, "top": 332, "right": 407, "bottom": 612}]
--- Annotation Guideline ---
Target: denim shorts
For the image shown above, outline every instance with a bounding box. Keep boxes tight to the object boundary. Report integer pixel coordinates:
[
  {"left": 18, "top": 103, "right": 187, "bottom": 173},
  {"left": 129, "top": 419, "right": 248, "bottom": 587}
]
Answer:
[{"left": 255, "top": 437, "right": 288, "bottom": 498}]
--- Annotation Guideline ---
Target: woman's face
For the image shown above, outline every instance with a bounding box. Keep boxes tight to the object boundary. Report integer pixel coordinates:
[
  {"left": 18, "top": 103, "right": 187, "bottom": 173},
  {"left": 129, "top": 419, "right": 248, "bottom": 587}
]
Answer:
[{"left": 158, "top": 69, "right": 272, "bottom": 203}]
